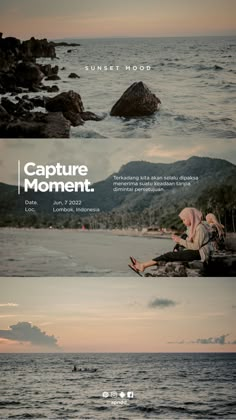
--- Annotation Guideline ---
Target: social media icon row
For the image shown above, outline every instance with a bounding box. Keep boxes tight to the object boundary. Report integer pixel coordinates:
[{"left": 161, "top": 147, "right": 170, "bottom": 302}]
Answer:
[{"left": 102, "top": 391, "right": 134, "bottom": 399}]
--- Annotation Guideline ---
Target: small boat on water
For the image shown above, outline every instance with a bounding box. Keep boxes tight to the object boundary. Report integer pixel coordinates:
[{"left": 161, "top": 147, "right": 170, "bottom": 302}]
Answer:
[{"left": 72, "top": 365, "right": 97, "bottom": 373}]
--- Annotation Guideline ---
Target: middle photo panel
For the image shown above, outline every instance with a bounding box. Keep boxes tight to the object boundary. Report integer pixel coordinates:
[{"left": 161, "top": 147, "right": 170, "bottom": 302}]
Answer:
[{"left": 0, "top": 137, "right": 235, "bottom": 278}]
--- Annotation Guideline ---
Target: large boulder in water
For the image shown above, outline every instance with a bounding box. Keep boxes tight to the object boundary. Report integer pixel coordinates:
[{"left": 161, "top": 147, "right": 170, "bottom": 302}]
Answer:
[
  {"left": 63, "top": 111, "right": 84, "bottom": 126},
  {"left": 110, "top": 81, "right": 161, "bottom": 117},
  {"left": 15, "top": 62, "right": 44, "bottom": 88},
  {"left": 80, "top": 111, "right": 103, "bottom": 121},
  {"left": 45, "top": 90, "right": 84, "bottom": 114}
]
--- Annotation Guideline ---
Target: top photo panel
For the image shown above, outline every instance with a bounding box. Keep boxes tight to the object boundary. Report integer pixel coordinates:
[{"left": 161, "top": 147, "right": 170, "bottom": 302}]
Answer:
[{"left": 0, "top": 0, "right": 236, "bottom": 139}]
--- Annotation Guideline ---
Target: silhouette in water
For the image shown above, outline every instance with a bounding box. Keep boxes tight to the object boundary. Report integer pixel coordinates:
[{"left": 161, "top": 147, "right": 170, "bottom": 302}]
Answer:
[{"left": 72, "top": 364, "right": 97, "bottom": 373}]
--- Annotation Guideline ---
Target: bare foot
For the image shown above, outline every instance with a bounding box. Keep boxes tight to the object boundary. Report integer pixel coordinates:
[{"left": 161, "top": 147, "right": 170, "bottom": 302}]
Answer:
[{"left": 134, "top": 261, "right": 145, "bottom": 272}]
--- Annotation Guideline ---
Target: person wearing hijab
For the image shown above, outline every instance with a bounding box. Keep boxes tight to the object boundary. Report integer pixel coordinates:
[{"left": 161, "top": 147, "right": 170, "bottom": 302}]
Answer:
[
  {"left": 129, "top": 207, "right": 212, "bottom": 275},
  {"left": 206, "top": 213, "right": 225, "bottom": 250}
]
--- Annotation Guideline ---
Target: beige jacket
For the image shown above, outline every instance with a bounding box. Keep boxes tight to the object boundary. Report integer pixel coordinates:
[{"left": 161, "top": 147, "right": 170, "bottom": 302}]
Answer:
[{"left": 179, "top": 223, "right": 213, "bottom": 262}]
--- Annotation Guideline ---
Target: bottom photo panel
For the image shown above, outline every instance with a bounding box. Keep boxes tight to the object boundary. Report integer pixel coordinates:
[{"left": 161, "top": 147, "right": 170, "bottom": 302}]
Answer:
[{"left": 0, "top": 277, "right": 236, "bottom": 420}]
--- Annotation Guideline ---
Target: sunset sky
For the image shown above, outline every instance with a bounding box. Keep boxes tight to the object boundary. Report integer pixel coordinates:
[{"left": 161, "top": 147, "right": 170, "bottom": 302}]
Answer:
[
  {"left": 0, "top": 0, "right": 236, "bottom": 39},
  {"left": 0, "top": 277, "right": 235, "bottom": 353}
]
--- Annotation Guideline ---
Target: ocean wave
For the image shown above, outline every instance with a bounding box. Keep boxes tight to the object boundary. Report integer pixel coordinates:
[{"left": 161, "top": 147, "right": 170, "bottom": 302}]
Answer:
[
  {"left": 128, "top": 404, "right": 161, "bottom": 415},
  {"left": 8, "top": 414, "right": 46, "bottom": 419},
  {"left": 95, "top": 405, "right": 110, "bottom": 411},
  {"left": 0, "top": 401, "right": 21, "bottom": 406},
  {"left": 78, "top": 268, "right": 113, "bottom": 274},
  {"left": 73, "top": 128, "right": 107, "bottom": 138},
  {"left": 174, "top": 114, "right": 200, "bottom": 123},
  {"left": 159, "top": 405, "right": 215, "bottom": 417},
  {"left": 194, "top": 64, "right": 224, "bottom": 71},
  {"left": 220, "top": 82, "right": 236, "bottom": 88}
]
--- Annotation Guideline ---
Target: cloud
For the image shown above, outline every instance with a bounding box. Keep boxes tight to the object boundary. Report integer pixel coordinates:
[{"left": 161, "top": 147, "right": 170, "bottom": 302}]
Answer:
[
  {"left": 194, "top": 334, "right": 229, "bottom": 345},
  {"left": 148, "top": 297, "right": 177, "bottom": 309},
  {"left": 169, "top": 334, "right": 236, "bottom": 345},
  {"left": 0, "top": 322, "right": 59, "bottom": 348},
  {"left": 0, "top": 303, "right": 19, "bottom": 307},
  {"left": 145, "top": 144, "right": 205, "bottom": 161}
]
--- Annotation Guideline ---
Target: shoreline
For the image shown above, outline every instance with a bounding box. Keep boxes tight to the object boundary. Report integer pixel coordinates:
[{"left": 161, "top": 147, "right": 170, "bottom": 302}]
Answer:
[
  {"left": 0, "top": 226, "right": 171, "bottom": 238},
  {"left": 1, "top": 226, "right": 236, "bottom": 243}
]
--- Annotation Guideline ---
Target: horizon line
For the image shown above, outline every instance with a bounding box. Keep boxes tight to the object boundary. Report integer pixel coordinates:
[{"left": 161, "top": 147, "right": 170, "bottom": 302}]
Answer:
[
  {"left": 50, "top": 33, "right": 236, "bottom": 41},
  {"left": 0, "top": 351, "right": 235, "bottom": 354},
  {"left": 5, "top": 33, "right": 236, "bottom": 42}
]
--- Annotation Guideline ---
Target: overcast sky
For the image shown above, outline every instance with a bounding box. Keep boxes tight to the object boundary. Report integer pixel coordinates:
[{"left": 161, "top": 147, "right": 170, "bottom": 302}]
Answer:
[
  {"left": 0, "top": 277, "right": 235, "bottom": 352},
  {"left": 0, "top": 138, "right": 235, "bottom": 186},
  {"left": 0, "top": 0, "right": 236, "bottom": 39}
]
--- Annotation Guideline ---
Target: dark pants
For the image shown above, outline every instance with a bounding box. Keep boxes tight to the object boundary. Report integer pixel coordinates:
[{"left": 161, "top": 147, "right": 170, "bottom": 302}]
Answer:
[{"left": 153, "top": 250, "right": 201, "bottom": 263}]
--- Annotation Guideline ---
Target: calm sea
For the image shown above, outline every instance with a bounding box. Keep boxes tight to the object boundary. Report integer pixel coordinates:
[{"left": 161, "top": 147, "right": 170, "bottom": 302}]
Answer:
[
  {"left": 0, "top": 353, "right": 236, "bottom": 419},
  {"left": 0, "top": 228, "right": 172, "bottom": 277},
  {"left": 34, "top": 36, "right": 236, "bottom": 139}
]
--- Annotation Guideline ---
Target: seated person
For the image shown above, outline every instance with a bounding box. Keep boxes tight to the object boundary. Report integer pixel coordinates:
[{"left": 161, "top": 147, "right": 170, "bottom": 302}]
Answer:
[
  {"left": 205, "top": 213, "right": 225, "bottom": 251},
  {"left": 129, "top": 207, "right": 213, "bottom": 275}
]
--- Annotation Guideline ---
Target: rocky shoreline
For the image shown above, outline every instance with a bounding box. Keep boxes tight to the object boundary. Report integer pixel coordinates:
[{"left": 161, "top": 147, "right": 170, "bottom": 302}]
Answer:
[
  {"left": 145, "top": 250, "right": 236, "bottom": 277},
  {"left": 0, "top": 34, "right": 161, "bottom": 138}
]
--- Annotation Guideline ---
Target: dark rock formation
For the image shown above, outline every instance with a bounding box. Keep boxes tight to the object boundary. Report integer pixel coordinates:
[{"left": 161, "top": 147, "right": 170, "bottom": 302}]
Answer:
[
  {"left": 225, "top": 234, "right": 236, "bottom": 251},
  {"left": 0, "top": 72, "right": 17, "bottom": 93},
  {"left": 31, "top": 86, "right": 41, "bottom": 93},
  {"left": 39, "top": 64, "right": 59, "bottom": 77},
  {"left": 0, "top": 36, "right": 21, "bottom": 52},
  {"left": 0, "top": 105, "right": 11, "bottom": 121},
  {"left": 145, "top": 251, "right": 236, "bottom": 277},
  {"left": 0, "top": 36, "right": 56, "bottom": 77},
  {"left": 15, "top": 62, "right": 44, "bottom": 88},
  {"left": 45, "top": 90, "right": 84, "bottom": 126},
  {"left": 0, "top": 34, "right": 57, "bottom": 93},
  {"left": 0, "top": 33, "right": 103, "bottom": 136},
  {"left": 68, "top": 72, "right": 80, "bottom": 79},
  {"left": 0, "top": 36, "right": 21, "bottom": 71},
  {"left": 41, "top": 85, "right": 59, "bottom": 93},
  {"left": 1, "top": 97, "right": 34, "bottom": 116},
  {"left": 52, "top": 41, "right": 80, "bottom": 47},
  {"left": 80, "top": 111, "right": 103, "bottom": 121},
  {"left": 205, "top": 251, "right": 236, "bottom": 276},
  {"left": 45, "top": 90, "right": 84, "bottom": 114},
  {"left": 21, "top": 37, "right": 56, "bottom": 59},
  {"left": 0, "top": 112, "right": 70, "bottom": 138},
  {"left": 46, "top": 85, "right": 60, "bottom": 93},
  {"left": 45, "top": 75, "right": 61, "bottom": 81},
  {"left": 110, "top": 81, "right": 161, "bottom": 117},
  {"left": 1, "top": 95, "right": 43, "bottom": 116},
  {"left": 40, "top": 112, "right": 70, "bottom": 137},
  {"left": 44, "top": 90, "right": 102, "bottom": 126},
  {"left": 63, "top": 111, "right": 84, "bottom": 126},
  {"left": 1, "top": 97, "right": 17, "bottom": 114},
  {"left": 21, "top": 95, "right": 46, "bottom": 108}
]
